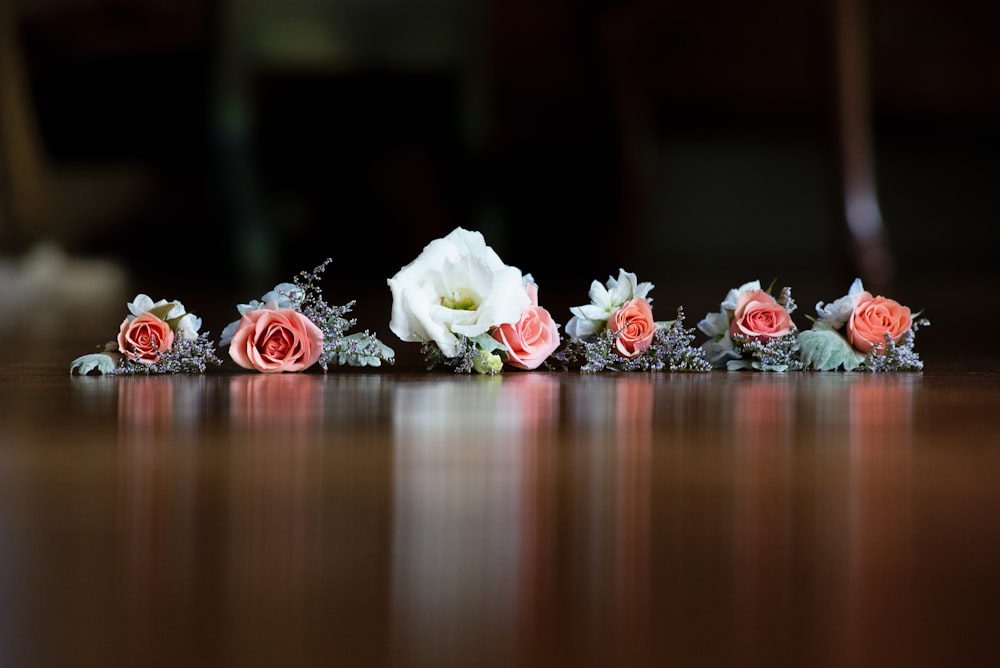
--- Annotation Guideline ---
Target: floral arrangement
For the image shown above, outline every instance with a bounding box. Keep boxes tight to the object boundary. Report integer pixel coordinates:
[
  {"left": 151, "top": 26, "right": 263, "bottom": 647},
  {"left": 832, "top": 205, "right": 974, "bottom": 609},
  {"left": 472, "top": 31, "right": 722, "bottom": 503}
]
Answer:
[
  {"left": 388, "top": 227, "right": 560, "bottom": 373},
  {"left": 554, "top": 269, "right": 710, "bottom": 372},
  {"left": 221, "top": 259, "right": 395, "bottom": 373},
  {"left": 798, "top": 278, "right": 928, "bottom": 371},
  {"left": 69, "top": 229, "right": 929, "bottom": 376},
  {"left": 697, "top": 280, "right": 803, "bottom": 371},
  {"left": 70, "top": 294, "right": 222, "bottom": 375}
]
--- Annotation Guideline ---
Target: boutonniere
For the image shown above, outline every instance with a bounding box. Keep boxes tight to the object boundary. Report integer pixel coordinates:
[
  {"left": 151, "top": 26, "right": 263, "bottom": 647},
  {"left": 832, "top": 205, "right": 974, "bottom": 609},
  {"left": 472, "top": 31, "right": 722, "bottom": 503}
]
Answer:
[
  {"left": 698, "top": 280, "right": 802, "bottom": 371},
  {"left": 221, "top": 260, "right": 394, "bottom": 373},
  {"left": 556, "top": 268, "right": 709, "bottom": 372},
  {"left": 799, "top": 278, "right": 927, "bottom": 371},
  {"left": 70, "top": 294, "right": 222, "bottom": 375}
]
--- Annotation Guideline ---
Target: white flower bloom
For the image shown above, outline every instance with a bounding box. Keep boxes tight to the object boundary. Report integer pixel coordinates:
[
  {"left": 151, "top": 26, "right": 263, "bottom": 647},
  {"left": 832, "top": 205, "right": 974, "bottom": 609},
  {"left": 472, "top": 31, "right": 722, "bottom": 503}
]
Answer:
[
  {"left": 696, "top": 309, "right": 730, "bottom": 340},
  {"left": 814, "top": 277, "right": 865, "bottom": 330},
  {"left": 174, "top": 313, "right": 202, "bottom": 342},
  {"left": 387, "top": 227, "right": 530, "bottom": 358},
  {"left": 126, "top": 294, "right": 184, "bottom": 321},
  {"left": 719, "top": 280, "right": 761, "bottom": 313},
  {"left": 565, "top": 268, "right": 653, "bottom": 340},
  {"left": 126, "top": 294, "right": 156, "bottom": 317}
]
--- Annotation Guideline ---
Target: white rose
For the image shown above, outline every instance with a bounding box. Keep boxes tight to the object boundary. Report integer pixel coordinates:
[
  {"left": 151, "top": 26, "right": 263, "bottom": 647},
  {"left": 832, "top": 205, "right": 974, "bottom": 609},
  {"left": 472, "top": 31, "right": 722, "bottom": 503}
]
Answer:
[{"left": 387, "top": 227, "right": 530, "bottom": 358}]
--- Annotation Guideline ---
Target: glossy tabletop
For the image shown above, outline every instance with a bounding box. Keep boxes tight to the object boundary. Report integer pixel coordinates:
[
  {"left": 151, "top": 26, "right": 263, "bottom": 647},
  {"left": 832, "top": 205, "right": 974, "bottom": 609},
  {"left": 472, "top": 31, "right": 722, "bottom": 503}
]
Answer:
[{"left": 2, "top": 341, "right": 999, "bottom": 667}]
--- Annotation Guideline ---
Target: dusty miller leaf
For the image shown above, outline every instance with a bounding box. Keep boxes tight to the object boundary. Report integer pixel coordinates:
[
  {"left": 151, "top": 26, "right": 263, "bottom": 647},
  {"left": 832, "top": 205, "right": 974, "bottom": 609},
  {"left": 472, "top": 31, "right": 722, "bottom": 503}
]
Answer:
[
  {"left": 798, "top": 329, "right": 865, "bottom": 371},
  {"left": 70, "top": 353, "right": 119, "bottom": 375}
]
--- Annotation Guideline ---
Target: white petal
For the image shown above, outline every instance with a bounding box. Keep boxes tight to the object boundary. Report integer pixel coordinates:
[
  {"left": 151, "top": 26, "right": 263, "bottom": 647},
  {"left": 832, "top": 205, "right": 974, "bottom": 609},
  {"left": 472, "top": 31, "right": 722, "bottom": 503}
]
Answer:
[
  {"left": 127, "top": 294, "right": 156, "bottom": 316},
  {"left": 586, "top": 280, "right": 611, "bottom": 309}
]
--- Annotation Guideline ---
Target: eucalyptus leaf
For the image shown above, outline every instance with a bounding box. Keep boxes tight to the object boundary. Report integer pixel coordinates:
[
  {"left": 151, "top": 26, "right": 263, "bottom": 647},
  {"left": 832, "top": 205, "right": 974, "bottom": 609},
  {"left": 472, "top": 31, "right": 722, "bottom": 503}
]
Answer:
[
  {"left": 798, "top": 329, "right": 865, "bottom": 371},
  {"left": 70, "top": 353, "right": 119, "bottom": 375}
]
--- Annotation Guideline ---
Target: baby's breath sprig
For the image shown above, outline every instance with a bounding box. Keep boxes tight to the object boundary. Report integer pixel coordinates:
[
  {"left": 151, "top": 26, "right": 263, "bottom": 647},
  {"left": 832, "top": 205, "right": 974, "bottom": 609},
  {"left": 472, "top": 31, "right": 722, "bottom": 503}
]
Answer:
[
  {"left": 776, "top": 286, "right": 797, "bottom": 315},
  {"left": 860, "top": 317, "right": 929, "bottom": 372},
  {"left": 285, "top": 259, "right": 395, "bottom": 370},
  {"left": 730, "top": 331, "right": 804, "bottom": 371}
]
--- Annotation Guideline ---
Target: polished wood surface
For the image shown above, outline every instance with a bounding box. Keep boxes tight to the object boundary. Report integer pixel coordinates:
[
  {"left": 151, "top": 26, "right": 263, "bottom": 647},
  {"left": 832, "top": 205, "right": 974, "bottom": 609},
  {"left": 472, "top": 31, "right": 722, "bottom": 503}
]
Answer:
[{"left": 2, "top": 336, "right": 999, "bottom": 668}]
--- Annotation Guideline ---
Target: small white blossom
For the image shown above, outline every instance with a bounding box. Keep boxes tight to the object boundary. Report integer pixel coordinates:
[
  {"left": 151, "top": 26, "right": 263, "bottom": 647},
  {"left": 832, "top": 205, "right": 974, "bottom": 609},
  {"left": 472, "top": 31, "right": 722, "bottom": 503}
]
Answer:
[
  {"left": 814, "top": 277, "right": 865, "bottom": 330},
  {"left": 565, "top": 269, "right": 653, "bottom": 340}
]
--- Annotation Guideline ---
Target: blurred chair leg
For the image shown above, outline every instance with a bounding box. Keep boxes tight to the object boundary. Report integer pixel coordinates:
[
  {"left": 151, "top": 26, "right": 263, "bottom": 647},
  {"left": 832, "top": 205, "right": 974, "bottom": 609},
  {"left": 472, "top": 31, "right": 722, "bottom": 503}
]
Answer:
[
  {"left": 834, "top": 0, "right": 895, "bottom": 292},
  {"left": 0, "top": 0, "right": 51, "bottom": 248}
]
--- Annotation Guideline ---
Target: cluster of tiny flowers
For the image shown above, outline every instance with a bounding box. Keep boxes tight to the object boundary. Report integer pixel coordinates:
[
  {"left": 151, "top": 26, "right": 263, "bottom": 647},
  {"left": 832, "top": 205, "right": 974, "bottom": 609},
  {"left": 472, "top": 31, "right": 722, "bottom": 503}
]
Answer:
[
  {"left": 288, "top": 259, "right": 395, "bottom": 370},
  {"left": 115, "top": 334, "right": 224, "bottom": 375},
  {"left": 860, "top": 318, "right": 929, "bottom": 372},
  {"left": 553, "top": 308, "right": 710, "bottom": 373},
  {"left": 661, "top": 311, "right": 714, "bottom": 372},
  {"left": 421, "top": 335, "right": 502, "bottom": 375},
  {"left": 730, "top": 332, "right": 804, "bottom": 371}
]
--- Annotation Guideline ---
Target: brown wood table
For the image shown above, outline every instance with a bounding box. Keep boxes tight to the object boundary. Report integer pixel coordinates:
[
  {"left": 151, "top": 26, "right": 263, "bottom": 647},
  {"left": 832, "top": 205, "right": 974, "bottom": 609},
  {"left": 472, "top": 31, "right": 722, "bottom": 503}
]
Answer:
[{"left": 1, "top": 323, "right": 998, "bottom": 668}]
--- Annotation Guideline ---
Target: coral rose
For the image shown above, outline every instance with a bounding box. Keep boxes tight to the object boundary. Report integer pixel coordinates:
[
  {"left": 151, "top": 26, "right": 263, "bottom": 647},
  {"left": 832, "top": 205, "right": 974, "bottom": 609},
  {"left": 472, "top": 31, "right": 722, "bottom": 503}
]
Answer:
[
  {"left": 228, "top": 308, "right": 324, "bottom": 373},
  {"left": 492, "top": 283, "right": 561, "bottom": 370},
  {"left": 118, "top": 313, "right": 175, "bottom": 363},
  {"left": 847, "top": 292, "right": 912, "bottom": 354},
  {"left": 729, "top": 289, "right": 792, "bottom": 340},
  {"left": 609, "top": 297, "right": 656, "bottom": 358}
]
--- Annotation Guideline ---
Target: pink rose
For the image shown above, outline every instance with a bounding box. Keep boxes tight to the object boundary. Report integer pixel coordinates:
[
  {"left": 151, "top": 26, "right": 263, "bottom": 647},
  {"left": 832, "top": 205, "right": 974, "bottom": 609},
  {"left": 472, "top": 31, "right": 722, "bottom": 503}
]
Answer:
[
  {"left": 118, "top": 313, "right": 175, "bottom": 363},
  {"left": 847, "top": 292, "right": 912, "bottom": 354},
  {"left": 729, "top": 289, "right": 792, "bottom": 340},
  {"left": 609, "top": 297, "right": 656, "bottom": 358},
  {"left": 228, "top": 308, "right": 324, "bottom": 373},
  {"left": 492, "top": 283, "right": 560, "bottom": 370}
]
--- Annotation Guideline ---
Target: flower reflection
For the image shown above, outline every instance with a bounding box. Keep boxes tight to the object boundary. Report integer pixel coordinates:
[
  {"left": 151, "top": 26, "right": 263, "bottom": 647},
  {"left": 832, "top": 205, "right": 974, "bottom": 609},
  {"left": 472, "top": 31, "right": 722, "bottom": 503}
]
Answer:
[
  {"left": 116, "top": 375, "right": 209, "bottom": 651},
  {"left": 611, "top": 377, "right": 653, "bottom": 666},
  {"left": 559, "top": 375, "right": 655, "bottom": 665},
  {"left": 846, "top": 374, "right": 917, "bottom": 665},
  {"left": 226, "top": 374, "right": 327, "bottom": 609},
  {"left": 729, "top": 375, "right": 794, "bottom": 658},
  {"left": 229, "top": 373, "right": 325, "bottom": 433},
  {"left": 388, "top": 373, "right": 658, "bottom": 667},
  {"left": 389, "top": 374, "right": 559, "bottom": 668}
]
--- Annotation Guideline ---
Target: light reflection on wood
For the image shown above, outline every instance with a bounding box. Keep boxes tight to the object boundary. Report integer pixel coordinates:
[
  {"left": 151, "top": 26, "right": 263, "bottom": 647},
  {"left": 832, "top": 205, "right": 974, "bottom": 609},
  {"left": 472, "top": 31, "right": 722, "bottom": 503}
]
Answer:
[
  {"left": 225, "top": 373, "right": 332, "bottom": 665},
  {"left": 611, "top": 377, "right": 653, "bottom": 668},
  {"left": 388, "top": 374, "right": 560, "bottom": 668},
  {"left": 41, "top": 365, "right": 996, "bottom": 667},
  {"left": 730, "top": 374, "right": 794, "bottom": 663},
  {"left": 117, "top": 375, "right": 216, "bottom": 664},
  {"left": 387, "top": 374, "right": 657, "bottom": 667},
  {"left": 847, "top": 374, "right": 915, "bottom": 667}
]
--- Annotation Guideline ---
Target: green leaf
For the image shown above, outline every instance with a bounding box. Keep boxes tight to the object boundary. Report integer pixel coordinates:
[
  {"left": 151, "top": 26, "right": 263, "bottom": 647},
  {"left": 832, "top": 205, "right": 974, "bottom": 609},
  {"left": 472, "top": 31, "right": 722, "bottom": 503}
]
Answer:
[
  {"left": 70, "top": 353, "right": 119, "bottom": 375},
  {"left": 146, "top": 302, "right": 179, "bottom": 322},
  {"left": 469, "top": 333, "right": 507, "bottom": 355},
  {"left": 333, "top": 332, "right": 395, "bottom": 367},
  {"left": 798, "top": 329, "right": 865, "bottom": 371}
]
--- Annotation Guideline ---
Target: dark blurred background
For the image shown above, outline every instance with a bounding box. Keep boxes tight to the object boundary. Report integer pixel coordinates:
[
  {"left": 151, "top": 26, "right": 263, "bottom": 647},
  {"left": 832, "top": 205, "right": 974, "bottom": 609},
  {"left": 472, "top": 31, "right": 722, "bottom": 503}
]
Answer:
[{"left": 2, "top": 0, "right": 998, "bottom": 347}]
